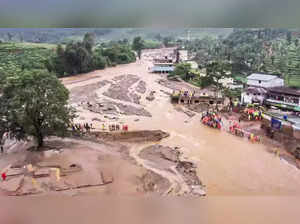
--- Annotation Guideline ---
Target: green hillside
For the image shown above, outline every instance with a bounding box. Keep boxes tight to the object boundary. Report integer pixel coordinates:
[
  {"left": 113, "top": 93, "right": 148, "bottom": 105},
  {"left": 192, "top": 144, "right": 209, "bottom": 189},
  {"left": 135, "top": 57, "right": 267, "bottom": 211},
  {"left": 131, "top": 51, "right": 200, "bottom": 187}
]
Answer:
[{"left": 0, "top": 42, "right": 56, "bottom": 75}]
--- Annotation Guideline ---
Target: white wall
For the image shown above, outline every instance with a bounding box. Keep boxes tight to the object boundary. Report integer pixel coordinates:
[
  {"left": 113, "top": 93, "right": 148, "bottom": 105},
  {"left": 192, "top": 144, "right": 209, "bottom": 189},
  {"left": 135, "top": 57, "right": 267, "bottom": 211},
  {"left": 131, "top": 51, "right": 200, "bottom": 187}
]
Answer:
[
  {"left": 247, "top": 77, "right": 284, "bottom": 88},
  {"left": 241, "top": 92, "right": 252, "bottom": 104},
  {"left": 241, "top": 92, "right": 265, "bottom": 104}
]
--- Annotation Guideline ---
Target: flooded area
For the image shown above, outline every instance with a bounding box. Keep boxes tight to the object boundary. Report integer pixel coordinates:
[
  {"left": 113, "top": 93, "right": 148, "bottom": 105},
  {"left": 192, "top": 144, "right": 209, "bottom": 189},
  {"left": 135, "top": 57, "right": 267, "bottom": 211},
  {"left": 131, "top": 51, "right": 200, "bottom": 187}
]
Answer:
[
  {"left": 1, "top": 48, "right": 300, "bottom": 224},
  {"left": 61, "top": 48, "right": 300, "bottom": 196}
]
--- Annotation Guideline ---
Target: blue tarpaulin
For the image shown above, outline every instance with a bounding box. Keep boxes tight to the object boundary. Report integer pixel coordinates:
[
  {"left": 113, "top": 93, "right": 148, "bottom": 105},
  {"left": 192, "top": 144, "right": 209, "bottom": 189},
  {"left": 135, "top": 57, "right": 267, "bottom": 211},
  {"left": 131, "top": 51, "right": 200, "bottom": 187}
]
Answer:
[{"left": 271, "top": 117, "right": 281, "bottom": 130}]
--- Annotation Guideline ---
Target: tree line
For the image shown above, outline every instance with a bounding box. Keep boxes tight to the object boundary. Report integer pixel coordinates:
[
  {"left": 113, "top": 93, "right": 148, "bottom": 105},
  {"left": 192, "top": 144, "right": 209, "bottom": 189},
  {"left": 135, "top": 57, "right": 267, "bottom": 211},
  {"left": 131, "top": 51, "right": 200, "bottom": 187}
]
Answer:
[
  {"left": 185, "top": 28, "right": 300, "bottom": 87},
  {"left": 46, "top": 33, "right": 137, "bottom": 77}
]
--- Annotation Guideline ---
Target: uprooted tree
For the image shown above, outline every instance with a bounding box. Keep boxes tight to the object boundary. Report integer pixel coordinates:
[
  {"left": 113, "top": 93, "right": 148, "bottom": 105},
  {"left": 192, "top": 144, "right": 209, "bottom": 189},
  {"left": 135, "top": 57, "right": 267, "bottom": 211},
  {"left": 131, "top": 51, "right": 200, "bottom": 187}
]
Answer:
[{"left": 0, "top": 70, "right": 76, "bottom": 149}]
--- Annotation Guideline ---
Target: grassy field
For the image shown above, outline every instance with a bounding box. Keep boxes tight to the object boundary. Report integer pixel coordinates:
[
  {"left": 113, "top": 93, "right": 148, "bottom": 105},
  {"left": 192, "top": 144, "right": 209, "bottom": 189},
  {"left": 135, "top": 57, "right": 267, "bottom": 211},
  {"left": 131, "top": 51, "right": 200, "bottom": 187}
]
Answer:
[{"left": 0, "top": 42, "right": 56, "bottom": 75}]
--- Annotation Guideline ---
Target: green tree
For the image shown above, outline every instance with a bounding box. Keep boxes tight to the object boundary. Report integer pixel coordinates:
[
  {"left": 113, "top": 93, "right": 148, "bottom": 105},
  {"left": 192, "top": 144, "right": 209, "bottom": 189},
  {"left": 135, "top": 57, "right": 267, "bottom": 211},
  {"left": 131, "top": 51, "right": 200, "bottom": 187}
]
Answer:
[
  {"left": 163, "top": 36, "right": 174, "bottom": 47},
  {"left": 132, "top": 36, "right": 144, "bottom": 59},
  {"left": 285, "top": 45, "right": 300, "bottom": 85},
  {"left": 206, "top": 61, "right": 232, "bottom": 87},
  {"left": 171, "top": 63, "right": 192, "bottom": 81},
  {"left": 286, "top": 31, "right": 292, "bottom": 45},
  {"left": 92, "top": 48, "right": 107, "bottom": 69},
  {"left": 83, "top": 32, "right": 96, "bottom": 53},
  {"left": 0, "top": 70, "right": 75, "bottom": 149}
]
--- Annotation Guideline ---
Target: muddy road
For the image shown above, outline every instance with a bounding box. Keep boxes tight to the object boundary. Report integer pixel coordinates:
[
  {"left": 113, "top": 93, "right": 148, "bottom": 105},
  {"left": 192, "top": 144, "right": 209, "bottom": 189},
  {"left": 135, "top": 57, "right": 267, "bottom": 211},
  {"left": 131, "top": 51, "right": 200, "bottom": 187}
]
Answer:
[{"left": 61, "top": 48, "right": 300, "bottom": 196}]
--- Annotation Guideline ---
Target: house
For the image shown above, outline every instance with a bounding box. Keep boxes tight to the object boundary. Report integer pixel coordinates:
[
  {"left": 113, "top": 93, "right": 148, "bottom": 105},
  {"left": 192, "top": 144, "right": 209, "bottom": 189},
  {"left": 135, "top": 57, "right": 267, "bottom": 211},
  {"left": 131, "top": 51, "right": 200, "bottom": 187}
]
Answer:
[
  {"left": 241, "top": 73, "right": 284, "bottom": 105},
  {"left": 265, "top": 87, "right": 300, "bottom": 111},
  {"left": 150, "top": 56, "right": 175, "bottom": 73},
  {"left": 218, "top": 77, "right": 243, "bottom": 89},
  {"left": 246, "top": 73, "right": 284, "bottom": 88},
  {"left": 178, "top": 50, "right": 188, "bottom": 61},
  {"left": 241, "top": 87, "right": 267, "bottom": 104},
  {"left": 171, "top": 86, "right": 224, "bottom": 105}
]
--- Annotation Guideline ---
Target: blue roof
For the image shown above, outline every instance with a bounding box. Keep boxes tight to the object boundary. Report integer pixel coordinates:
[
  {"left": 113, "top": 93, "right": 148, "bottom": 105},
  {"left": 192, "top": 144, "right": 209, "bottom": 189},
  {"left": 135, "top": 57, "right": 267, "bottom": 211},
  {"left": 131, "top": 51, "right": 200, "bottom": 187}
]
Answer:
[{"left": 151, "top": 66, "right": 174, "bottom": 72}]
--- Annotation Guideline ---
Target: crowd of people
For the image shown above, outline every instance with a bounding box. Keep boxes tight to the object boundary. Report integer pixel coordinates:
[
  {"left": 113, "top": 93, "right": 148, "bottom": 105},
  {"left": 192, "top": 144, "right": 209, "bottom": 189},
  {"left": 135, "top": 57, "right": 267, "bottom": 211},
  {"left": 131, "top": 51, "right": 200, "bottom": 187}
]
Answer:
[
  {"left": 201, "top": 112, "right": 222, "bottom": 129},
  {"left": 244, "top": 107, "right": 262, "bottom": 121},
  {"left": 70, "top": 122, "right": 129, "bottom": 134},
  {"left": 71, "top": 123, "right": 93, "bottom": 133}
]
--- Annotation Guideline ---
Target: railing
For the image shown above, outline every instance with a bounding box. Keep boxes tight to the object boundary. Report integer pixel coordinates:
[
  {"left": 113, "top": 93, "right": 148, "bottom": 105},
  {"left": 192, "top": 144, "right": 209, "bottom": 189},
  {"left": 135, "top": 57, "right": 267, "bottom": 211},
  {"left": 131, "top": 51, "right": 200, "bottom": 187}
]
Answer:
[{"left": 265, "top": 99, "right": 299, "bottom": 107}]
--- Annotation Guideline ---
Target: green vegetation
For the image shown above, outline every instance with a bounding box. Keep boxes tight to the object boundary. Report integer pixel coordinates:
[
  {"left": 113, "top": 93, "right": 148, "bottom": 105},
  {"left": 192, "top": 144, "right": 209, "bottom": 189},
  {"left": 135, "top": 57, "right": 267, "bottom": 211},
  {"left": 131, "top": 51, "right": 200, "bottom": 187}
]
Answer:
[
  {"left": 0, "top": 42, "right": 55, "bottom": 75},
  {"left": 0, "top": 70, "right": 75, "bottom": 149},
  {"left": 187, "top": 28, "right": 300, "bottom": 87},
  {"left": 47, "top": 33, "right": 136, "bottom": 77},
  {"left": 132, "top": 36, "right": 144, "bottom": 59},
  {"left": 143, "top": 39, "right": 161, "bottom": 49},
  {"left": 170, "top": 61, "right": 231, "bottom": 90}
]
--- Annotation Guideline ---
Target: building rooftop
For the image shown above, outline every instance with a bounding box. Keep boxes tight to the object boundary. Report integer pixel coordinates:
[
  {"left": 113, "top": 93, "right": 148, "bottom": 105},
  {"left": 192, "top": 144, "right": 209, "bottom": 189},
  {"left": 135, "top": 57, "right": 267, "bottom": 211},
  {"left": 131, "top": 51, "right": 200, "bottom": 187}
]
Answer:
[
  {"left": 247, "top": 73, "right": 279, "bottom": 81},
  {"left": 268, "top": 87, "right": 300, "bottom": 96},
  {"left": 151, "top": 66, "right": 174, "bottom": 72}
]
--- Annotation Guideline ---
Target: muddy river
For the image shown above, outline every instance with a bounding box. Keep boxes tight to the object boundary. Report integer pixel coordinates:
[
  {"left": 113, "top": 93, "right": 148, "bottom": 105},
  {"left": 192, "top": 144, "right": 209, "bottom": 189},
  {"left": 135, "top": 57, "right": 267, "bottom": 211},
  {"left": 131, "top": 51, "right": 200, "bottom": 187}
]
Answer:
[{"left": 62, "top": 49, "right": 300, "bottom": 196}]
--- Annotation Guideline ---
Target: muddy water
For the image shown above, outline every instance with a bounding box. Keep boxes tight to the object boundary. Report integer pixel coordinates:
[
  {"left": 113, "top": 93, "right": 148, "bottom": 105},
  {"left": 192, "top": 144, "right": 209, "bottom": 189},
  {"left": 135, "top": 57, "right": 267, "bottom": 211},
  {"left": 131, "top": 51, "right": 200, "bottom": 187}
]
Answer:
[{"left": 63, "top": 50, "right": 300, "bottom": 196}]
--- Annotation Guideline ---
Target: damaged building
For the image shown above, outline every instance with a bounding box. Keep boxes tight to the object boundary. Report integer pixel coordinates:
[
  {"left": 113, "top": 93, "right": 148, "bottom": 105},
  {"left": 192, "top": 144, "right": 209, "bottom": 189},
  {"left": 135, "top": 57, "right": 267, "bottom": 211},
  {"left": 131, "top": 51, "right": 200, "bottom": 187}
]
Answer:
[{"left": 171, "top": 86, "right": 224, "bottom": 106}]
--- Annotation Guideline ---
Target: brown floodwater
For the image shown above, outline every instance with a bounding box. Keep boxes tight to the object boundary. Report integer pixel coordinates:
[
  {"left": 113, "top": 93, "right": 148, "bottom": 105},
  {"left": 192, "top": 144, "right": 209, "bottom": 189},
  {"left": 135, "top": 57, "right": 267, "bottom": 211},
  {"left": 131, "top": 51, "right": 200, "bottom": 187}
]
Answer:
[
  {"left": 1, "top": 49, "right": 299, "bottom": 223},
  {"left": 62, "top": 51, "right": 300, "bottom": 196}
]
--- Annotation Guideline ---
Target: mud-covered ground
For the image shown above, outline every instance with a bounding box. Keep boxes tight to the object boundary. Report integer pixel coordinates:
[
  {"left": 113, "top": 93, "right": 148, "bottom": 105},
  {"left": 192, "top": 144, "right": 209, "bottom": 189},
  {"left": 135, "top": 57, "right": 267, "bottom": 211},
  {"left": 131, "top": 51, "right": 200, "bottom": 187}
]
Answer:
[
  {"left": 70, "top": 75, "right": 152, "bottom": 117},
  {"left": 3, "top": 48, "right": 300, "bottom": 199}
]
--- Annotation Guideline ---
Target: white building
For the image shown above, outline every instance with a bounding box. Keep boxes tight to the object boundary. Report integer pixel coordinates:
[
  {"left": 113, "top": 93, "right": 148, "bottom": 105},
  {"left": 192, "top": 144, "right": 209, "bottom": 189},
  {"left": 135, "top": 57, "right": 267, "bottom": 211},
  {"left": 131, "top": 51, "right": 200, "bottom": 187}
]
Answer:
[
  {"left": 246, "top": 73, "right": 284, "bottom": 88},
  {"left": 242, "top": 73, "right": 284, "bottom": 105},
  {"left": 241, "top": 87, "right": 267, "bottom": 104},
  {"left": 178, "top": 50, "right": 188, "bottom": 61}
]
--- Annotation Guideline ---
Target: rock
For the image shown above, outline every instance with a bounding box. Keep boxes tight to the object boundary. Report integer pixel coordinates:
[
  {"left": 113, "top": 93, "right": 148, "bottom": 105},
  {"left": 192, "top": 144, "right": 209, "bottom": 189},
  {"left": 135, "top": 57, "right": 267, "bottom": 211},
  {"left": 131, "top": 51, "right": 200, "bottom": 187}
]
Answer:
[
  {"left": 146, "top": 96, "right": 155, "bottom": 101},
  {"left": 191, "top": 186, "right": 206, "bottom": 196},
  {"left": 0, "top": 175, "right": 24, "bottom": 192}
]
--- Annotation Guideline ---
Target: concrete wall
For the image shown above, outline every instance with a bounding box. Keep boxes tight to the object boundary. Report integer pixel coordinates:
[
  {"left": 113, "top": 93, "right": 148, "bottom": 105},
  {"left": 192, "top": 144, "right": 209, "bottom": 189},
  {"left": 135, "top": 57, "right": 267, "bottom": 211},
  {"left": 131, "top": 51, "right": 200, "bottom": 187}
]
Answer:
[
  {"left": 247, "top": 78, "right": 284, "bottom": 88},
  {"left": 241, "top": 92, "right": 265, "bottom": 104}
]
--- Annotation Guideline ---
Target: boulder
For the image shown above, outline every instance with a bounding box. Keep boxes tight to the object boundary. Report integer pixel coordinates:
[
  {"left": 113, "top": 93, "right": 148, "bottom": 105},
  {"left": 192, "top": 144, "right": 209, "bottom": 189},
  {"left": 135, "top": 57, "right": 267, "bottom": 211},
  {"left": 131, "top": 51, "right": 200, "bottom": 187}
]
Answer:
[{"left": 191, "top": 186, "right": 206, "bottom": 196}]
